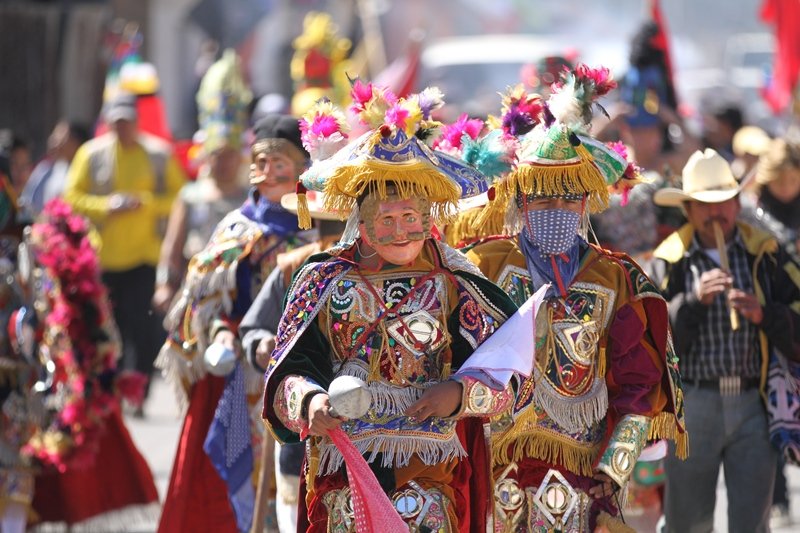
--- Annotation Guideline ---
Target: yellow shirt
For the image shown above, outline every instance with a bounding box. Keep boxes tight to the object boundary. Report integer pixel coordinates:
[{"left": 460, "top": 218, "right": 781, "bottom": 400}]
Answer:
[{"left": 64, "top": 134, "right": 185, "bottom": 271}]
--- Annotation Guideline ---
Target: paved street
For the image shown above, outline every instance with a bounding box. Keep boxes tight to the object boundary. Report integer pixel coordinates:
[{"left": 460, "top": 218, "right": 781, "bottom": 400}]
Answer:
[{"left": 122, "top": 376, "right": 800, "bottom": 533}]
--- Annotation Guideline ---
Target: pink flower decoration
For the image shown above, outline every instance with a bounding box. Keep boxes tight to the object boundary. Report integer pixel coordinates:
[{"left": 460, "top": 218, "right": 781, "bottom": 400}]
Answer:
[
  {"left": 608, "top": 141, "right": 629, "bottom": 160},
  {"left": 116, "top": 371, "right": 149, "bottom": 407},
  {"left": 385, "top": 103, "right": 409, "bottom": 130},
  {"left": 435, "top": 114, "right": 484, "bottom": 152},
  {"left": 350, "top": 79, "right": 373, "bottom": 111},
  {"left": 576, "top": 63, "right": 617, "bottom": 96}
]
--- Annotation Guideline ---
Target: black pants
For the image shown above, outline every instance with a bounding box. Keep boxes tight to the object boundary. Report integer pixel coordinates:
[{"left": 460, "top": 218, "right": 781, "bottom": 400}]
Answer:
[{"left": 102, "top": 265, "right": 164, "bottom": 396}]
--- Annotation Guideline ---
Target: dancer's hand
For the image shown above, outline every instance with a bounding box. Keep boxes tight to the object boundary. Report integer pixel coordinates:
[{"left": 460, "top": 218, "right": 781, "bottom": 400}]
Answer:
[
  {"left": 405, "top": 380, "right": 463, "bottom": 421},
  {"left": 254, "top": 336, "right": 275, "bottom": 369},
  {"left": 306, "top": 393, "right": 342, "bottom": 437}
]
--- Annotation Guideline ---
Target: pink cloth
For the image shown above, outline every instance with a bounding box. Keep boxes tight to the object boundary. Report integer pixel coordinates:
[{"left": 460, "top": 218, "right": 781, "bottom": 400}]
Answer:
[{"left": 327, "top": 428, "right": 407, "bottom": 533}]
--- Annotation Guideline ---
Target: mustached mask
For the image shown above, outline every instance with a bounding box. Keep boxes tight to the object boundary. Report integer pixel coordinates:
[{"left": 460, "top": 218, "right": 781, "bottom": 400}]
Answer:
[{"left": 523, "top": 208, "right": 581, "bottom": 255}]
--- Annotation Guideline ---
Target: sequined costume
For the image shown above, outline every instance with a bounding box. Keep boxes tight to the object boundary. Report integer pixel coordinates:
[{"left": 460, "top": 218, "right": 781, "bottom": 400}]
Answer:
[
  {"left": 156, "top": 106, "right": 312, "bottom": 531},
  {"left": 263, "top": 239, "right": 517, "bottom": 532},
  {"left": 465, "top": 237, "right": 686, "bottom": 531},
  {"left": 156, "top": 196, "right": 310, "bottom": 533},
  {"left": 464, "top": 65, "right": 686, "bottom": 532}
]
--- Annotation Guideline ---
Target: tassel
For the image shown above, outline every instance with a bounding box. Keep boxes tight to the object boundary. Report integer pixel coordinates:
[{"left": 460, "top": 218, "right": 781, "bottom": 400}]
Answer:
[{"left": 295, "top": 181, "right": 312, "bottom": 230}]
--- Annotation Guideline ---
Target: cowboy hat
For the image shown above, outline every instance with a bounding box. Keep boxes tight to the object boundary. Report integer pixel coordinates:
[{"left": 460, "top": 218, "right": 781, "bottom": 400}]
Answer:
[
  {"left": 280, "top": 190, "right": 340, "bottom": 221},
  {"left": 653, "top": 148, "right": 740, "bottom": 207}
]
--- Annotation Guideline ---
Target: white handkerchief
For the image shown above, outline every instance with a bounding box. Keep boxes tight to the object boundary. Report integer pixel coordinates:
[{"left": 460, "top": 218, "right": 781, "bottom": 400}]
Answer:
[{"left": 455, "top": 284, "right": 549, "bottom": 389}]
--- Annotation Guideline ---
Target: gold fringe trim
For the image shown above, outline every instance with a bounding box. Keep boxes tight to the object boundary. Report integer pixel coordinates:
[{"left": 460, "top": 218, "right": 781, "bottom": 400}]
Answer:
[
  {"left": 445, "top": 205, "right": 505, "bottom": 247},
  {"left": 597, "top": 346, "right": 607, "bottom": 378},
  {"left": 321, "top": 161, "right": 460, "bottom": 224},
  {"left": 476, "top": 155, "right": 611, "bottom": 228},
  {"left": 307, "top": 439, "right": 319, "bottom": 492},
  {"left": 596, "top": 511, "right": 637, "bottom": 533},
  {"left": 493, "top": 431, "right": 599, "bottom": 477},
  {"left": 649, "top": 411, "right": 689, "bottom": 459},
  {"left": 296, "top": 192, "right": 312, "bottom": 230},
  {"left": 508, "top": 161, "right": 610, "bottom": 213}
]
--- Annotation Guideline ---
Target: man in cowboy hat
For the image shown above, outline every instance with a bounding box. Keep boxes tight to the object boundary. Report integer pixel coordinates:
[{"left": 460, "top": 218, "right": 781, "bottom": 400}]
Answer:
[{"left": 650, "top": 148, "right": 800, "bottom": 533}]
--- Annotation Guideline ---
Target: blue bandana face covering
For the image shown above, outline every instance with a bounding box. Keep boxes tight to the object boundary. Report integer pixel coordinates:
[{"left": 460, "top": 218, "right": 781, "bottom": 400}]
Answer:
[{"left": 523, "top": 208, "right": 581, "bottom": 256}]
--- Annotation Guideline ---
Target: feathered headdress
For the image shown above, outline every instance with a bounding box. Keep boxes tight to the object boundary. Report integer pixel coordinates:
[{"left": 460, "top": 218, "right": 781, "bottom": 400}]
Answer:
[
  {"left": 292, "top": 80, "right": 489, "bottom": 230},
  {"left": 478, "top": 64, "right": 632, "bottom": 227}
]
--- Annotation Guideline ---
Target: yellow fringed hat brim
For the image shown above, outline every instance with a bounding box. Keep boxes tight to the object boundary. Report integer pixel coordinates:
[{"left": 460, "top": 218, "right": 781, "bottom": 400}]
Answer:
[
  {"left": 475, "top": 153, "right": 611, "bottom": 229},
  {"left": 322, "top": 158, "right": 461, "bottom": 223},
  {"left": 445, "top": 204, "right": 506, "bottom": 247}
]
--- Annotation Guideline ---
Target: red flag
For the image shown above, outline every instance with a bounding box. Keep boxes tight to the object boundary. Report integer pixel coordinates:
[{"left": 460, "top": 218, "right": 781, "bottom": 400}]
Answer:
[
  {"left": 649, "top": 0, "right": 678, "bottom": 109},
  {"left": 761, "top": 0, "right": 800, "bottom": 114}
]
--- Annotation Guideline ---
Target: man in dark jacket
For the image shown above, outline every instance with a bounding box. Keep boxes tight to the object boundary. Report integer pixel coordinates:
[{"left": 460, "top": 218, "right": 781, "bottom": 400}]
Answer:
[{"left": 649, "top": 148, "right": 800, "bottom": 533}]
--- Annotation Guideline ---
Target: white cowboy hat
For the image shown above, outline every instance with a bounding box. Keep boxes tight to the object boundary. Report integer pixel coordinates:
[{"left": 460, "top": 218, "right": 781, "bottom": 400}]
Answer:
[
  {"left": 281, "top": 190, "right": 340, "bottom": 221},
  {"left": 653, "top": 148, "right": 741, "bottom": 207}
]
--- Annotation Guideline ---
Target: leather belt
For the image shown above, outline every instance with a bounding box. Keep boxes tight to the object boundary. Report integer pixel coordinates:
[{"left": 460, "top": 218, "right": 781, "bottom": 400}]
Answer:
[{"left": 691, "top": 376, "right": 760, "bottom": 396}]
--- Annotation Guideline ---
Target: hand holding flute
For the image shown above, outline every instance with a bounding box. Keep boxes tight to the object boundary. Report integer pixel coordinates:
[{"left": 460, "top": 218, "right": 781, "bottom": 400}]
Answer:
[{"left": 712, "top": 221, "right": 740, "bottom": 331}]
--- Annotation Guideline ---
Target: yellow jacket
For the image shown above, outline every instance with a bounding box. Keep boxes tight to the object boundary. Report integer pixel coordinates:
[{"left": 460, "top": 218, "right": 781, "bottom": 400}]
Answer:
[{"left": 65, "top": 133, "right": 185, "bottom": 271}]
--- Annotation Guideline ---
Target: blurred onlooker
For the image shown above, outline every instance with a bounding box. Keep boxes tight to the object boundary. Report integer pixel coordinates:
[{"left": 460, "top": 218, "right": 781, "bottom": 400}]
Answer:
[
  {"left": 738, "top": 136, "right": 800, "bottom": 528},
  {"left": 64, "top": 92, "right": 185, "bottom": 402},
  {"left": 153, "top": 50, "right": 251, "bottom": 314},
  {"left": 739, "top": 137, "right": 800, "bottom": 263},
  {"left": 8, "top": 136, "right": 32, "bottom": 195},
  {"left": 701, "top": 102, "right": 744, "bottom": 162},
  {"left": 20, "top": 121, "right": 91, "bottom": 217},
  {"left": 731, "top": 125, "right": 771, "bottom": 182},
  {"left": 592, "top": 21, "right": 698, "bottom": 256}
]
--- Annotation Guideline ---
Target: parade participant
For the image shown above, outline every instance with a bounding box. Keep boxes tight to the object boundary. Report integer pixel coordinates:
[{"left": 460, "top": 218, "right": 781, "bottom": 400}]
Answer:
[
  {"left": 739, "top": 136, "right": 800, "bottom": 263},
  {"left": 64, "top": 92, "right": 185, "bottom": 401},
  {"left": 737, "top": 135, "right": 800, "bottom": 526},
  {"left": 156, "top": 113, "right": 311, "bottom": 533},
  {"left": 21, "top": 199, "right": 157, "bottom": 530},
  {"left": 465, "top": 65, "right": 687, "bottom": 532},
  {"left": 261, "top": 84, "right": 518, "bottom": 532},
  {"left": 240, "top": 190, "right": 345, "bottom": 533},
  {"left": 289, "top": 11, "right": 353, "bottom": 116},
  {"left": 650, "top": 148, "right": 800, "bottom": 533},
  {"left": 153, "top": 50, "right": 251, "bottom": 314},
  {"left": 0, "top": 178, "right": 40, "bottom": 533}
]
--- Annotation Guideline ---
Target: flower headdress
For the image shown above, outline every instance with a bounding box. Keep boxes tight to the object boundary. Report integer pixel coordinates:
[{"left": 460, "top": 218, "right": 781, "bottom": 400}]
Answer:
[
  {"left": 293, "top": 80, "right": 488, "bottom": 230},
  {"left": 442, "top": 125, "right": 519, "bottom": 247}
]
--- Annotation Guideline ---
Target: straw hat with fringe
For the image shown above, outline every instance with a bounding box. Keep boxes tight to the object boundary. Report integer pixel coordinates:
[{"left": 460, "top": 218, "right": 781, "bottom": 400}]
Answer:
[
  {"left": 477, "top": 65, "right": 643, "bottom": 230},
  {"left": 294, "top": 82, "right": 489, "bottom": 230}
]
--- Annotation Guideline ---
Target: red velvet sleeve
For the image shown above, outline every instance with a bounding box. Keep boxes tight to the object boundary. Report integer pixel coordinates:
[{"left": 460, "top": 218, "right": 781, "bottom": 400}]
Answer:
[{"left": 605, "top": 301, "right": 668, "bottom": 418}]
